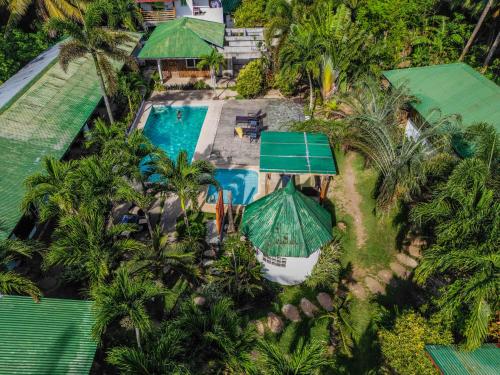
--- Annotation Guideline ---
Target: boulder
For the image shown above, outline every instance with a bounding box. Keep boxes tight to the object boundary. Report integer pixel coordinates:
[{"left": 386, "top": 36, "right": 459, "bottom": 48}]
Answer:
[
  {"left": 316, "top": 293, "right": 333, "bottom": 312},
  {"left": 300, "top": 298, "right": 319, "bottom": 318},
  {"left": 193, "top": 296, "right": 206, "bottom": 306},
  {"left": 267, "top": 313, "right": 284, "bottom": 333},
  {"left": 281, "top": 304, "right": 301, "bottom": 322}
]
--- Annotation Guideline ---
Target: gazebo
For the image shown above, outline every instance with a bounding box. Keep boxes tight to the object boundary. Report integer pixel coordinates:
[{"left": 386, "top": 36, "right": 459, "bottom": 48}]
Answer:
[
  {"left": 259, "top": 131, "right": 337, "bottom": 200},
  {"left": 241, "top": 180, "right": 333, "bottom": 285}
]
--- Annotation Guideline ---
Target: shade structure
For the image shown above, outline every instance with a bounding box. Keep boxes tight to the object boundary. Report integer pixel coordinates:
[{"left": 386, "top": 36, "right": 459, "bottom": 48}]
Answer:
[
  {"left": 425, "top": 344, "right": 500, "bottom": 375},
  {"left": 0, "top": 295, "right": 97, "bottom": 374},
  {"left": 138, "top": 17, "right": 225, "bottom": 59},
  {"left": 259, "top": 131, "right": 337, "bottom": 175},
  {"left": 241, "top": 181, "right": 333, "bottom": 257}
]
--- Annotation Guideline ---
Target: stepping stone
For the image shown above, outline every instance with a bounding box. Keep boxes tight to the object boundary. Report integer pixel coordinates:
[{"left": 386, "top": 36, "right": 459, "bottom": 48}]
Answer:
[
  {"left": 364, "top": 276, "right": 385, "bottom": 294},
  {"left": 316, "top": 293, "right": 334, "bottom": 311},
  {"left": 396, "top": 253, "right": 418, "bottom": 269},
  {"left": 203, "top": 249, "right": 217, "bottom": 258},
  {"left": 282, "top": 304, "right": 301, "bottom": 322},
  {"left": 267, "top": 313, "right": 284, "bottom": 333},
  {"left": 347, "top": 282, "right": 367, "bottom": 300},
  {"left": 252, "top": 320, "right": 266, "bottom": 336},
  {"left": 377, "top": 270, "right": 393, "bottom": 284},
  {"left": 352, "top": 266, "right": 367, "bottom": 281},
  {"left": 408, "top": 245, "right": 422, "bottom": 258},
  {"left": 202, "top": 259, "right": 214, "bottom": 267},
  {"left": 300, "top": 298, "right": 319, "bottom": 318},
  {"left": 390, "top": 262, "right": 410, "bottom": 278},
  {"left": 193, "top": 296, "right": 206, "bottom": 306}
]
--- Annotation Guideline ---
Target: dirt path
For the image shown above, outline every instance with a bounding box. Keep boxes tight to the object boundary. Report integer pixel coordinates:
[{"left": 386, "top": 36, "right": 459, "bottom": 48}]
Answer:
[{"left": 333, "top": 152, "right": 367, "bottom": 248}]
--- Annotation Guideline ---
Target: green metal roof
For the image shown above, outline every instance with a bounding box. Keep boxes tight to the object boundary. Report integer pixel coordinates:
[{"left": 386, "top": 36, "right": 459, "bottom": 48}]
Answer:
[
  {"left": 383, "top": 63, "right": 500, "bottom": 131},
  {"left": 0, "top": 295, "right": 97, "bottom": 374},
  {"left": 260, "top": 132, "right": 337, "bottom": 175},
  {"left": 426, "top": 344, "right": 500, "bottom": 375},
  {"left": 241, "top": 181, "right": 333, "bottom": 257},
  {"left": 138, "top": 17, "right": 225, "bottom": 59},
  {"left": 222, "top": 0, "right": 241, "bottom": 13},
  {"left": 0, "top": 33, "right": 141, "bottom": 240}
]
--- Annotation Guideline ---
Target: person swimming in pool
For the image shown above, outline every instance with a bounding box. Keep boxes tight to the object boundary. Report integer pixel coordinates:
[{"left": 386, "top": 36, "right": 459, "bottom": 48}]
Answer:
[{"left": 177, "top": 110, "right": 182, "bottom": 121}]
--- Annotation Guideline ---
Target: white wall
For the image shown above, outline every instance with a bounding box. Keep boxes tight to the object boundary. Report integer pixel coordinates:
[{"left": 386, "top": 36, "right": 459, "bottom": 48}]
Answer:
[
  {"left": 405, "top": 118, "right": 421, "bottom": 140},
  {"left": 256, "top": 248, "right": 321, "bottom": 285},
  {"left": 175, "top": 0, "right": 224, "bottom": 23}
]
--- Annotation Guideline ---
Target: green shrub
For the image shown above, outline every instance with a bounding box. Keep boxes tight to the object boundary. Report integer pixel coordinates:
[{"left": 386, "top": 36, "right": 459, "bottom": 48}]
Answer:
[
  {"left": 274, "top": 71, "right": 298, "bottom": 97},
  {"left": 379, "top": 311, "right": 453, "bottom": 375},
  {"left": 233, "top": 0, "right": 268, "bottom": 28},
  {"left": 236, "top": 60, "right": 265, "bottom": 98}
]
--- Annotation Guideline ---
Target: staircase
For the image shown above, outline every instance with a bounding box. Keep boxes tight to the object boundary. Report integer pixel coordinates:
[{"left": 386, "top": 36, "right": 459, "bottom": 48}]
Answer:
[{"left": 222, "top": 28, "right": 265, "bottom": 74}]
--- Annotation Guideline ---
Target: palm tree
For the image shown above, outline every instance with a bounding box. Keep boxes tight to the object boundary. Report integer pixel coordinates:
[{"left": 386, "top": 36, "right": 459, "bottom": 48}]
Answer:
[
  {"left": 458, "top": 0, "right": 495, "bottom": 61},
  {"left": 196, "top": 49, "right": 225, "bottom": 93},
  {"left": 175, "top": 298, "right": 256, "bottom": 373},
  {"left": 126, "top": 225, "right": 200, "bottom": 284},
  {"left": 279, "top": 23, "right": 323, "bottom": 111},
  {"left": 462, "top": 122, "right": 499, "bottom": 170},
  {"left": 22, "top": 156, "right": 77, "bottom": 222},
  {"left": 412, "top": 158, "right": 499, "bottom": 350},
  {"left": 85, "top": 118, "right": 126, "bottom": 152},
  {"left": 145, "top": 150, "right": 217, "bottom": 227},
  {"left": 45, "top": 208, "right": 144, "bottom": 286},
  {"left": 1, "top": 0, "right": 84, "bottom": 32},
  {"left": 107, "top": 322, "right": 190, "bottom": 374},
  {"left": 91, "top": 267, "right": 165, "bottom": 349},
  {"left": 209, "top": 235, "right": 263, "bottom": 303},
  {"left": 319, "top": 293, "right": 355, "bottom": 356},
  {"left": 46, "top": 1, "right": 137, "bottom": 123},
  {"left": 105, "top": 0, "right": 143, "bottom": 32},
  {"left": 118, "top": 72, "right": 146, "bottom": 114},
  {"left": 0, "top": 239, "right": 41, "bottom": 301},
  {"left": 264, "top": 0, "right": 294, "bottom": 56},
  {"left": 258, "top": 339, "right": 332, "bottom": 374}
]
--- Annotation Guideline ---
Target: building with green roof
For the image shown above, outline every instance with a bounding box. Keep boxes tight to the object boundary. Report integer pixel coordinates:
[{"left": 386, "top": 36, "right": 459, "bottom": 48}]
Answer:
[
  {"left": 383, "top": 63, "right": 500, "bottom": 157},
  {"left": 426, "top": 344, "right": 500, "bottom": 375},
  {"left": 0, "top": 295, "right": 97, "bottom": 374},
  {"left": 241, "top": 180, "right": 333, "bottom": 285},
  {"left": 138, "top": 17, "right": 225, "bottom": 82},
  {"left": 0, "top": 33, "right": 141, "bottom": 240}
]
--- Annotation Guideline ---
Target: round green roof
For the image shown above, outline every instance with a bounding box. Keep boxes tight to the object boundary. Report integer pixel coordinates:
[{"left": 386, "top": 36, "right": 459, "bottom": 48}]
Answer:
[{"left": 241, "top": 181, "right": 333, "bottom": 258}]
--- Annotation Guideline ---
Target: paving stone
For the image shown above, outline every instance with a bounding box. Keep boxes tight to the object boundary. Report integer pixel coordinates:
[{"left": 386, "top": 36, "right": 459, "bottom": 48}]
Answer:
[
  {"left": 267, "top": 312, "right": 284, "bottom": 333},
  {"left": 316, "top": 293, "right": 334, "bottom": 311},
  {"left": 300, "top": 298, "right": 319, "bottom": 318},
  {"left": 282, "top": 304, "right": 301, "bottom": 322},
  {"left": 390, "top": 262, "right": 410, "bottom": 278},
  {"left": 397, "top": 253, "right": 418, "bottom": 269},
  {"left": 377, "top": 270, "right": 393, "bottom": 284},
  {"left": 365, "top": 276, "right": 386, "bottom": 294}
]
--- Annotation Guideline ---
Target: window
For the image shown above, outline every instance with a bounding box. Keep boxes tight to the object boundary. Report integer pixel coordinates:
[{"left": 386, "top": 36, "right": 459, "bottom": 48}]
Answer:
[
  {"left": 186, "top": 59, "right": 198, "bottom": 69},
  {"left": 262, "top": 255, "right": 287, "bottom": 267}
]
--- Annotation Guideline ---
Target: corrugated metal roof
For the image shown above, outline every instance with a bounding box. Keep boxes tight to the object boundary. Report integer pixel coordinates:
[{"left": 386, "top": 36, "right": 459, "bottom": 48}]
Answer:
[
  {"left": 241, "top": 181, "right": 333, "bottom": 257},
  {"left": 0, "top": 33, "right": 141, "bottom": 240},
  {"left": 260, "top": 131, "right": 337, "bottom": 175},
  {"left": 222, "top": 0, "right": 241, "bottom": 13},
  {"left": 138, "top": 17, "right": 225, "bottom": 59},
  {"left": 383, "top": 63, "right": 500, "bottom": 132},
  {"left": 0, "top": 295, "right": 97, "bottom": 374},
  {"left": 426, "top": 344, "right": 500, "bottom": 375}
]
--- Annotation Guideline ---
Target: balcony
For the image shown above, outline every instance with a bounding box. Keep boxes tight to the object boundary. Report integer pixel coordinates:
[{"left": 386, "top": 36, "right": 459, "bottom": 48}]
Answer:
[{"left": 140, "top": 9, "right": 176, "bottom": 24}]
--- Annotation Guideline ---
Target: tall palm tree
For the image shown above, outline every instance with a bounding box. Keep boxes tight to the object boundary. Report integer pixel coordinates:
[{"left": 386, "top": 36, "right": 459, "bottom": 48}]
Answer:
[
  {"left": 107, "top": 322, "right": 190, "bottom": 374},
  {"left": 145, "top": 150, "right": 217, "bottom": 227},
  {"left": 0, "top": 0, "right": 84, "bottom": 32},
  {"left": 91, "top": 267, "right": 165, "bottom": 349},
  {"left": 118, "top": 72, "right": 146, "bottom": 114},
  {"left": 46, "top": 1, "right": 137, "bottom": 123},
  {"left": 85, "top": 118, "right": 126, "bottom": 152},
  {"left": 258, "top": 339, "right": 332, "bottom": 375},
  {"left": 126, "top": 225, "right": 200, "bottom": 284},
  {"left": 459, "top": 0, "right": 495, "bottom": 60},
  {"left": 462, "top": 122, "right": 499, "bottom": 170},
  {"left": 175, "top": 298, "right": 256, "bottom": 373},
  {"left": 412, "top": 158, "right": 499, "bottom": 350},
  {"left": 196, "top": 49, "right": 225, "bottom": 93},
  {"left": 0, "top": 239, "right": 41, "bottom": 301},
  {"left": 22, "top": 156, "right": 77, "bottom": 222},
  {"left": 45, "top": 208, "right": 144, "bottom": 286},
  {"left": 105, "top": 0, "right": 143, "bottom": 32},
  {"left": 279, "top": 23, "right": 323, "bottom": 111}
]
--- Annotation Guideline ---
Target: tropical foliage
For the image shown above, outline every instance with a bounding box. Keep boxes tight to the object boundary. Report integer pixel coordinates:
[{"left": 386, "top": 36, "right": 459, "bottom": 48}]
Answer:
[{"left": 236, "top": 59, "right": 265, "bottom": 98}]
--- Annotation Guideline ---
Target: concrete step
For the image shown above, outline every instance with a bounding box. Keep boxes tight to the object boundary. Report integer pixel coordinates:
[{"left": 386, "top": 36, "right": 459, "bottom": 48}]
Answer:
[
  {"left": 226, "top": 40, "right": 262, "bottom": 47},
  {"left": 225, "top": 35, "right": 264, "bottom": 42}
]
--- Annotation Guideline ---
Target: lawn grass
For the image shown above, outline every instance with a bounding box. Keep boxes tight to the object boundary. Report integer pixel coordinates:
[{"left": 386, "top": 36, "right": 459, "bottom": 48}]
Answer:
[{"left": 333, "top": 151, "right": 399, "bottom": 272}]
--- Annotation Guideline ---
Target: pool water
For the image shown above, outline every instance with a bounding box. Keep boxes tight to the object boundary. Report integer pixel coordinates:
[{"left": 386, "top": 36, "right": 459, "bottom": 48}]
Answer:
[
  {"left": 207, "top": 169, "right": 259, "bottom": 205},
  {"left": 143, "top": 105, "right": 208, "bottom": 161}
]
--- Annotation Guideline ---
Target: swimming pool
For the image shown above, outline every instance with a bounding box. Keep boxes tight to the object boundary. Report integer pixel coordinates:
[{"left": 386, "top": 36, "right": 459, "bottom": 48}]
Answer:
[
  {"left": 207, "top": 169, "right": 259, "bottom": 205},
  {"left": 143, "top": 105, "right": 208, "bottom": 161}
]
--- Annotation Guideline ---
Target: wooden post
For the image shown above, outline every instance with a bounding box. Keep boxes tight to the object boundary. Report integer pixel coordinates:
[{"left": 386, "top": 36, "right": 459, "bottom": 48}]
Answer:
[
  {"left": 319, "top": 176, "right": 331, "bottom": 204},
  {"left": 265, "top": 173, "right": 270, "bottom": 195},
  {"left": 215, "top": 189, "right": 224, "bottom": 236},
  {"left": 157, "top": 59, "right": 163, "bottom": 82},
  {"left": 227, "top": 191, "right": 235, "bottom": 233}
]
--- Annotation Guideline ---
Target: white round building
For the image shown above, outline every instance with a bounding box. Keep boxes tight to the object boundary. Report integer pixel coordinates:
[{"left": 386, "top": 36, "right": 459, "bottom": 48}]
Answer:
[{"left": 240, "top": 181, "right": 333, "bottom": 285}]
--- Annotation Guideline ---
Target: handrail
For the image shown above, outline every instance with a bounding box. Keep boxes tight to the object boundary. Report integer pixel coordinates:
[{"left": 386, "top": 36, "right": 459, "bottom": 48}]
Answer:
[{"left": 140, "top": 9, "right": 176, "bottom": 22}]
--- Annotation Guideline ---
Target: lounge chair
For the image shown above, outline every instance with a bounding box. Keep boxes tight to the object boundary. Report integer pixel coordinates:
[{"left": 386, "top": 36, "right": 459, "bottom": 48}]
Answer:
[{"left": 235, "top": 110, "right": 265, "bottom": 125}]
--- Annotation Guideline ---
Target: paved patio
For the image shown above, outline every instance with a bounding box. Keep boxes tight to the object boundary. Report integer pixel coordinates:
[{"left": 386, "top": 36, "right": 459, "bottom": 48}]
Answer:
[{"left": 209, "top": 99, "right": 304, "bottom": 167}]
